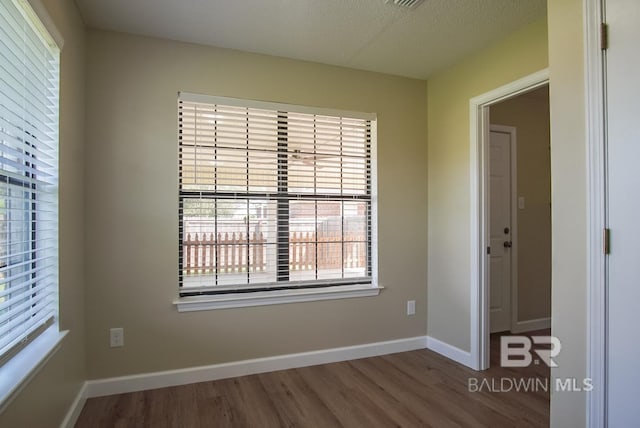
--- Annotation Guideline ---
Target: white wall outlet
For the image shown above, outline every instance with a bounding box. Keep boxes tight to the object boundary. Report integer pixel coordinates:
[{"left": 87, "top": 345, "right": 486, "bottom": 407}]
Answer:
[
  {"left": 518, "top": 196, "right": 526, "bottom": 210},
  {"left": 110, "top": 327, "right": 124, "bottom": 348},
  {"left": 407, "top": 300, "right": 416, "bottom": 316}
]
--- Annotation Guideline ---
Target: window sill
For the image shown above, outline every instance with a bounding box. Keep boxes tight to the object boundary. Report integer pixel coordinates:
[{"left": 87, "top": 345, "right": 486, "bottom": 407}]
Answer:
[
  {"left": 0, "top": 326, "right": 67, "bottom": 413},
  {"left": 174, "top": 284, "right": 383, "bottom": 312}
]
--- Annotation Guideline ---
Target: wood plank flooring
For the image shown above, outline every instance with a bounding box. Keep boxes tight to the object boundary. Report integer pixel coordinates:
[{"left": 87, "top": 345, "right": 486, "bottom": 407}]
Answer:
[{"left": 76, "top": 331, "right": 550, "bottom": 428}]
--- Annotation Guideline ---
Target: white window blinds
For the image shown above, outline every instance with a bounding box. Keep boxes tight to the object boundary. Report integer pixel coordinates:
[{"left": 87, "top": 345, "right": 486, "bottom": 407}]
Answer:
[
  {"left": 178, "top": 93, "right": 374, "bottom": 295},
  {"left": 0, "top": 0, "right": 59, "bottom": 365}
]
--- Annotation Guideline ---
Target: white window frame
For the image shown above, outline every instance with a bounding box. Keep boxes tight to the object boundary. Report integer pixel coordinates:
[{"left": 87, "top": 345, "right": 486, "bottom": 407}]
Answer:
[
  {"left": 174, "top": 93, "right": 381, "bottom": 312},
  {"left": 0, "top": 0, "right": 65, "bottom": 412}
]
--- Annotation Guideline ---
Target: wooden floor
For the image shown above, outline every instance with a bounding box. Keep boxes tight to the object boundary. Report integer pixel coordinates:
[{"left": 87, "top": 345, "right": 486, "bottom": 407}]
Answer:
[{"left": 76, "top": 331, "right": 549, "bottom": 428}]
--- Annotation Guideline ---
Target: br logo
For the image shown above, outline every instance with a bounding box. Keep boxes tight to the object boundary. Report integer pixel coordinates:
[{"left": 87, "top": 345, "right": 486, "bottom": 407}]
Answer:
[{"left": 500, "top": 336, "right": 561, "bottom": 368}]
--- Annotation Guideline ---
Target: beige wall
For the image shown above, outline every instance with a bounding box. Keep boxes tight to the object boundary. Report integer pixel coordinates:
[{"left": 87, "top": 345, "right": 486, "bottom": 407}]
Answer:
[
  {"left": 426, "top": 18, "right": 548, "bottom": 351},
  {"left": 83, "top": 30, "right": 428, "bottom": 379},
  {"left": 0, "top": 0, "right": 86, "bottom": 426},
  {"left": 548, "top": 0, "right": 587, "bottom": 426},
  {"left": 490, "top": 87, "right": 551, "bottom": 323}
]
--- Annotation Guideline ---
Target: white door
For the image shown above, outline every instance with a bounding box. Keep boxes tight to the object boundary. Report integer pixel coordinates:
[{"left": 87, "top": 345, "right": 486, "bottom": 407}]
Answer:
[
  {"left": 489, "top": 126, "right": 514, "bottom": 333},
  {"left": 605, "top": 0, "right": 640, "bottom": 425}
]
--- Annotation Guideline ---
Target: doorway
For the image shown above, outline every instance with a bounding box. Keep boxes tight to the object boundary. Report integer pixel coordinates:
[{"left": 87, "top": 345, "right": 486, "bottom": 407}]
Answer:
[
  {"left": 468, "top": 69, "right": 550, "bottom": 371},
  {"left": 488, "top": 86, "right": 551, "bottom": 342}
]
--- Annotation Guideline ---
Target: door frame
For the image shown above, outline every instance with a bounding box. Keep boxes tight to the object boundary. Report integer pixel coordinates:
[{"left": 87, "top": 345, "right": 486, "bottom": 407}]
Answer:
[
  {"left": 468, "top": 69, "right": 549, "bottom": 371},
  {"left": 488, "top": 124, "right": 519, "bottom": 334},
  {"left": 585, "top": 0, "right": 607, "bottom": 426}
]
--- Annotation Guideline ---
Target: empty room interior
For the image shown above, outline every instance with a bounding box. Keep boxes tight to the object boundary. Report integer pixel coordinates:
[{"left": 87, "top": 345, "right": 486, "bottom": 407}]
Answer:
[{"left": 1, "top": 0, "right": 631, "bottom": 427}]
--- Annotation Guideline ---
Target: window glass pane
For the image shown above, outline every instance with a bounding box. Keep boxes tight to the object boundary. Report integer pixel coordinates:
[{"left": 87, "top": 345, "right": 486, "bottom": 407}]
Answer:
[
  {"left": 0, "top": 191, "right": 4, "bottom": 313},
  {"left": 317, "top": 242, "right": 342, "bottom": 280},
  {"left": 248, "top": 200, "right": 277, "bottom": 284},
  {"left": 316, "top": 201, "right": 343, "bottom": 280},
  {"left": 0, "top": 184, "right": 31, "bottom": 324},
  {"left": 181, "top": 199, "right": 216, "bottom": 288},
  {"left": 181, "top": 199, "right": 278, "bottom": 287},
  {"left": 344, "top": 201, "right": 368, "bottom": 278},
  {"left": 213, "top": 200, "right": 247, "bottom": 284},
  {"left": 289, "top": 201, "right": 316, "bottom": 282}
]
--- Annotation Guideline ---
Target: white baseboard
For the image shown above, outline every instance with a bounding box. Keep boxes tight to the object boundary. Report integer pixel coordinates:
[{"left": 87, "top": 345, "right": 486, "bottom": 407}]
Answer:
[
  {"left": 86, "top": 336, "right": 428, "bottom": 398},
  {"left": 426, "top": 336, "right": 473, "bottom": 368},
  {"left": 511, "top": 317, "right": 551, "bottom": 334},
  {"left": 60, "top": 381, "right": 87, "bottom": 428}
]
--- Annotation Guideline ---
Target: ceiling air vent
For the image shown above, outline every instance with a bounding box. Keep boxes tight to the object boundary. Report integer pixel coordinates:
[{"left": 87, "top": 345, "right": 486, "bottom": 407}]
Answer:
[{"left": 385, "top": 0, "right": 425, "bottom": 8}]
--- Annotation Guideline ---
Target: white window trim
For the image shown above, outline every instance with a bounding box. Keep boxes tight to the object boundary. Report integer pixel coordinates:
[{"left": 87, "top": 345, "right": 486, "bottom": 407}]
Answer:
[
  {"left": 179, "top": 92, "right": 377, "bottom": 122},
  {"left": 0, "top": 326, "right": 67, "bottom": 413},
  {"left": 17, "top": 0, "right": 64, "bottom": 49},
  {"left": 176, "top": 93, "right": 379, "bottom": 311},
  {"left": 0, "top": 0, "right": 64, "bottom": 411},
  {"left": 174, "top": 283, "right": 383, "bottom": 312}
]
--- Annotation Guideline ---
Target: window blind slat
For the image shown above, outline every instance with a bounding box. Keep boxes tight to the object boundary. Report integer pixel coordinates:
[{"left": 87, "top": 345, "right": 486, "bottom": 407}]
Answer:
[
  {"left": 0, "top": 155, "right": 54, "bottom": 179},
  {"left": 0, "top": 85, "right": 56, "bottom": 133},
  {"left": 0, "top": 300, "right": 54, "bottom": 354},
  {"left": 0, "top": 281, "right": 52, "bottom": 320},
  {"left": 0, "top": 4, "right": 55, "bottom": 71},
  {"left": 0, "top": 42, "right": 58, "bottom": 104},
  {"left": 0, "top": 258, "right": 55, "bottom": 286},
  {"left": 0, "top": 103, "right": 56, "bottom": 147},
  {"left": 0, "top": 168, "right": 57, "bottom": 187},
  {"left": 0, "top": 124, "right": 56, "bottom": 160},
  {"left": 0, "top": 60, "right": 57, "bottom": 119},
  {"left": 0, "top": 245, "right": 56, "bottom": 265}
]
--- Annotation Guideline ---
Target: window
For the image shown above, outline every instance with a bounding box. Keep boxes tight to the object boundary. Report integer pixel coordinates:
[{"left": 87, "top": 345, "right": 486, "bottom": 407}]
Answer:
[
  {"left": 0, "top": 0, "right": 60, "bottom": 372},
  {"left": 177, "top": 93, "right": 379, "bottom": 309}
]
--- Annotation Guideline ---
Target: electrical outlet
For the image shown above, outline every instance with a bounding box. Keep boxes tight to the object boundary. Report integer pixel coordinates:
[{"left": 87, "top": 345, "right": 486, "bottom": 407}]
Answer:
[
  {"left": 407, "top": 300, "right": 416, "bottom": 315},
  {"left": 110, "top": 327, "right": 124, "bottom": 348}
]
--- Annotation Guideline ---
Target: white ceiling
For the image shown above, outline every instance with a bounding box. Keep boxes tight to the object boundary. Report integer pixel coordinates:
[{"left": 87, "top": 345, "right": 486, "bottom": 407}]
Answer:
[{"left": 74, "top": 0, "right": 546, "bottom": 80}]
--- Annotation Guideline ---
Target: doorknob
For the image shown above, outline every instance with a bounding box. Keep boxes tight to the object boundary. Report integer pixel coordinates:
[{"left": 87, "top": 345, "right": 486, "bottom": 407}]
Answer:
[
  {"left": 503, "top": 241, "right": 512, "bottom": 248},
  {"left": 504, "top": 227, "right": 510, "bottom": 234}
]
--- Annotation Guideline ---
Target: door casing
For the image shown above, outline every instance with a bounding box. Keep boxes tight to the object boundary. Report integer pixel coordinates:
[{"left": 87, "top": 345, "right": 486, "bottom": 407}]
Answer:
[
  {"left": 468, "top": 69, "right": 549, "bottom": 371},
  {"left": 585, "top": 0, "right": 607, "bottom": 426}
]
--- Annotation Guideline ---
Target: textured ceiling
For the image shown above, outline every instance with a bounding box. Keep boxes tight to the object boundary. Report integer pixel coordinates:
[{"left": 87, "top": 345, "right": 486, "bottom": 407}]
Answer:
[{"left": 74, "top": 0, "right": 546, "bottom": 79}]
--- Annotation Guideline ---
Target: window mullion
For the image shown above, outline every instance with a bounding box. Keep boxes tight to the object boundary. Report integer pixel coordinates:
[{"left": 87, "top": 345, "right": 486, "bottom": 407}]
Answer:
[
  {"left": 214, "top": 105, "right": 219, "bottom": 286},
  {"left": 340, "top": 118, "right": 344, "bottom": 279},
  {"left": 314, "top": 116, "right": 318, "bottom": 281},
  {"left": 366, "top": 122, "right": 372, "bottom": 277},
  {"left": 245, "top": 109, "right": 250, "bottom": 284},
  {"left": 178, "top": 101, "right": 184, "bottom": 288},
  {"left": 277, "top": 111, "right": 289, "bottom": 282}
]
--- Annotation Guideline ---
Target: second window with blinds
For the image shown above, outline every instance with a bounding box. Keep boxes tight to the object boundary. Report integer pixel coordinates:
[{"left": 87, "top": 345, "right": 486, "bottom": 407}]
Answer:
[{"left": 177, "top": 93, "right": 378, "bottom": 309}]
